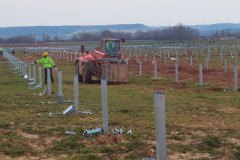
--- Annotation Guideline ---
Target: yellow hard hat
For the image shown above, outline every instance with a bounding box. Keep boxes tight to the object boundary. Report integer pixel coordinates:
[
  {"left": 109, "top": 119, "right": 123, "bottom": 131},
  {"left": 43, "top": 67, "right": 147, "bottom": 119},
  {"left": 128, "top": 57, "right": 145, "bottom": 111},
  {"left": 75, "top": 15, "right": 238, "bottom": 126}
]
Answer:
[{"left": 43, "top": 52, "right": 48, "bottom": 57}]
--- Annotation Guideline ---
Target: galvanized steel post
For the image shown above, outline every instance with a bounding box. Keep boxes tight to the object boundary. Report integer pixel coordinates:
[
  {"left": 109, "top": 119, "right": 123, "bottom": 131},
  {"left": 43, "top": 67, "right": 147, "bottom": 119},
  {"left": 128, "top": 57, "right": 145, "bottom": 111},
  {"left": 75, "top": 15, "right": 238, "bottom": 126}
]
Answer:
[
  {"left": 58, "top": 70, "right": 64, "bottom": 103},
  {"left": 47, "top": 68, "right": 51, "bottom": 95},
  {"left": 199, "top": 64, "right": 203, "bottom": 86},
  {"left": 39, "top": 66, "right": 42, "bottom": 88},
  {"left": 33, "top": 64, "right": 36, "bottom": 83},
  {"left": 101, "top": 78, "right": 108, "bottom": 134},
  {"left": 234, "top": 65, "right": 238, "bottom": 92},
  {"left": 154, "top": 91, "right": 167, "bottom": 160},
  {"left": 175, "top": 50, "right": 179, "bottom": 82},
  {"left": 74, "top": 74, "right": 79, "bottom": 111},
  {"left": 138, "top": 60, "right": 142, "bottom": 77},
  {"left": 224, "top": 58, "right": 227, "bottom": 73},
  {"left": 153, "top": 55, "right": 159, "bottom": 80}
]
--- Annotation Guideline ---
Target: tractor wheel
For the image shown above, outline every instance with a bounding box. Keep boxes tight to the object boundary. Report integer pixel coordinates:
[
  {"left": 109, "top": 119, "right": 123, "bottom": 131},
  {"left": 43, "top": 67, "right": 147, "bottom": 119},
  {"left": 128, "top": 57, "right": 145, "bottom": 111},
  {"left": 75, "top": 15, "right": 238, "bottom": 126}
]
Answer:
[
  {"left": 78, "top": 74, "right": 83, "bottom": 82},
  {"left": 75, "top": 60, "right": 83, "bottom": 82},
  {"left": 82, "top": 62, "right": 92, "bottom": 83}
]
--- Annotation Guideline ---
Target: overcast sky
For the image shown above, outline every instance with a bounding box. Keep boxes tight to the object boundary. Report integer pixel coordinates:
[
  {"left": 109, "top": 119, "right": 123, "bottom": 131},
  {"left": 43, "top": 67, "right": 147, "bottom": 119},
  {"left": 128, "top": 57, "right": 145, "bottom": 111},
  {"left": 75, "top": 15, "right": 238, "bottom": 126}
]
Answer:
[{"left": 1, "top": 0, "right": 240, "bottom": 27}]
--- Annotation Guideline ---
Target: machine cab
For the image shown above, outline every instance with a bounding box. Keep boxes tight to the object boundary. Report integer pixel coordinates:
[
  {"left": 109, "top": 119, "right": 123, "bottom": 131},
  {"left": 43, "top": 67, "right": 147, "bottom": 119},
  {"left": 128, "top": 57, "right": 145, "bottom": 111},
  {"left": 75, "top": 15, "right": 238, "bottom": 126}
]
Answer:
[{"left": 101, "top": 38, "right": 121, "bottom": 58}]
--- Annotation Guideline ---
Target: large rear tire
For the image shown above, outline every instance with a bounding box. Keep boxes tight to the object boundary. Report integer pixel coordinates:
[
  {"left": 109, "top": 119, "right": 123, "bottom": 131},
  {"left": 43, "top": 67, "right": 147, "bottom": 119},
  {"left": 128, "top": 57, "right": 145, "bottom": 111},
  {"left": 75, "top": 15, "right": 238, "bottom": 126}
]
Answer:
[
  {"left": 82, "top": 62, "right": 92, "bottom": 83},
  {"left": 75, "top": 60, "right": 83, "bottom": 82}
]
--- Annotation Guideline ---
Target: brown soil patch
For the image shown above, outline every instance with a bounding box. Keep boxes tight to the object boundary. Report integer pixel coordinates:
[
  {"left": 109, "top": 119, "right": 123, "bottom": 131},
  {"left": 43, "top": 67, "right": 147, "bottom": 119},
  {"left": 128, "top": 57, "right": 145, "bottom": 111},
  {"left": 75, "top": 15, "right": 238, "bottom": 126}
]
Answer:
[
  {"left": 17, "top": 130, "right": 39, "bottom": 139},
  {"left": 227, "top": 137, "right": 240, "bottom": 145},
  {"left": 216, "top": 107, "right": 240, "bottom": 114},
  {"left": 83, "top": 134, "right": 128, "bottom": 147},
  {"left": 169, "top": 152, "right": 211, "bottom": 160}
]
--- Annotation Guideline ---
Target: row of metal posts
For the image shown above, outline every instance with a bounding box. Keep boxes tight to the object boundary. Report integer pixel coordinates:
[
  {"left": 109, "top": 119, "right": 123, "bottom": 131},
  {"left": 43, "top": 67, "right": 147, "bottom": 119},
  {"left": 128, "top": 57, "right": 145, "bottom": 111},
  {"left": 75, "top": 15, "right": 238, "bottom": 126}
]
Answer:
[
  {"left": 3, "top": 49, "right": 38, "bottom": 83},
  {"left": 132, "top": 47, "right": 238, "bottom": 90}
]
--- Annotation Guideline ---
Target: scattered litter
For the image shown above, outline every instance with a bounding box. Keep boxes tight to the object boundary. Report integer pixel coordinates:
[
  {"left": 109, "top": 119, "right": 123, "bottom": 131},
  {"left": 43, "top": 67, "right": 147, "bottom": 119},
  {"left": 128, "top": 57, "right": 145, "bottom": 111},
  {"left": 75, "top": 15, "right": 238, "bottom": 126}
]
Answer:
[
  {"left": 65, "top": 131, "right": 76, "bottom": 135},
  {"left": 24, "top": 75, "right": 28, "bottom": 79},
  {"left": 38, "top": 113, "right": 41, "bottom": 116},
  {"left": 49, "top": 112, "right": 52, "bottom": 117},
  {"left": 39, "top": 88, "right": 47, "bottom": 96},
  {"left": 29, "top": 84, "right": 40, "bottom": 90},
  {"left": 63, "top": 105, "right": 76, "bottom": 115},
  {"left": 111, "top": 128, "right": 124, "bottom": 134},
  {"left": 28, "top": 82, "right": 35, "bottom": 86},
  {"left": 48, "top": 101, "right": 57, "bottom": 104},
  {"left": 40, "top": 101, "right": 45, "bottom": 104},
  {"left": 127, "top": 129, "right": 133, "bottom": 134},
  {"left": 83, "top": 128, "right": 103, "bottom": 136},
  {"left": 64, "top": 99, "right": 74, "bottom": 103},
  {"left": 79, "top": 111, "right": 93, "bottom": 115}
]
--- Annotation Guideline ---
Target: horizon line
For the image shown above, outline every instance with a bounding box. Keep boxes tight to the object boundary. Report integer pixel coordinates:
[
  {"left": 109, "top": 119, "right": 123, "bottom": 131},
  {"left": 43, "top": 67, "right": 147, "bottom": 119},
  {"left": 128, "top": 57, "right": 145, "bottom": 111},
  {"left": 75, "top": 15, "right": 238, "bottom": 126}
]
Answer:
[{"left": 0, "top": 22, "right": 240, "bottom": 28}]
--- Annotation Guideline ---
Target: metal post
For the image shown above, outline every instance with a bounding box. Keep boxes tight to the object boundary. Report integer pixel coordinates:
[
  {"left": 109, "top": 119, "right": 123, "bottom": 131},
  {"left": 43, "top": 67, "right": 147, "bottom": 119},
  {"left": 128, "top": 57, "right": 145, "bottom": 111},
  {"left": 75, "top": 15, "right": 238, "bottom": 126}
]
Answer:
[
  {"left": 185, "top": 50, "right": 188, "bottom": 60},
  {"left": 58, "top": 70, "right": 64, "bottom": 103},
  {"left": 39, "top": 66, "right": 42, "bottom": 88},
  {"left": 205, "top": 58, "right": 209, "bottom": 71},
  {"left": 28, "top": 63, "right": 32, "bottom": 80},
  {"left": 153, "top": 55, "right": 159, "bottom": 80},
  {"left": 154, "top": 91, "right": 167, "bottom": 160},
  {"left": 175, "top": 50, "right": 179, "bottom": 81},
  {"left": 101, "top": 78, "right": 108, "bottom": 134},
  {"left": 33, "top": 64, "right": 36, "bottom": 83},
  {"left": 235, "top": 51, "right": 238, "bottom": 65},
  {"left": 47, "top": 68, "right": 51, "bottom": 95},
  {"left": 234, "top": 65, "right": 238, "bottom": 92},
  {"left": 175, "top": 62, "right": 179, "bottom": 82},
  {"left": 190, "top": 56, "right": 192, "bottom": 66},
  {"left": 144, "top": 53, "right": 147, "bottom": 63},
  {"left": 224, "top": 58, "right": 227, "bottom": 73},
  {"left": 138, "top": 60, "right": 142, "bottom": 77},
  {"left": 199, "top": 64, "right": 203, "bottom": 86},
  {"left": 164, "top": 51, "right": 167, "bottom": 63},
  {"left": 74, "top": 74, "right": 79, "bottom": 111},
  {"left": 24, "top": 63, "right": 27, "bottom": 76}
]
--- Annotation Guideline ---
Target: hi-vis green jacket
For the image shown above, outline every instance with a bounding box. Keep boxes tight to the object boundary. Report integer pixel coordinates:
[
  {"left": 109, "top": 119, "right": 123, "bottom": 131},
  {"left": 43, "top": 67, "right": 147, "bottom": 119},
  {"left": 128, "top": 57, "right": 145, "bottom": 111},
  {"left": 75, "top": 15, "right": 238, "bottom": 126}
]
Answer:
[{"left": 37, "top": 57, "right": 55, "bottom": 69}]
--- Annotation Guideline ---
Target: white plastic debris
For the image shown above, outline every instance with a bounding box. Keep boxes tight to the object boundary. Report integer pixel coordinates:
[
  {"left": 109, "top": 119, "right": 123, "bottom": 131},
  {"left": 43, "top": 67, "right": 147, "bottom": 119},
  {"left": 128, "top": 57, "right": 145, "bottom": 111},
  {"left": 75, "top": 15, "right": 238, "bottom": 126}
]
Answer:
[
  {"left": 65, "top": 131, "right": 76, "bottom": 135},
  {"left": 111, "top": 128, "right": 124, "bottom": 134},
  {"left": 127, "top": 129, "right": 133, "bottom": 135},
  {"left": 63, "top": 105, "right": 76, "bottom": 115},
  {"left": 79, "top": 111, "right": 93, "bottom": 115}
]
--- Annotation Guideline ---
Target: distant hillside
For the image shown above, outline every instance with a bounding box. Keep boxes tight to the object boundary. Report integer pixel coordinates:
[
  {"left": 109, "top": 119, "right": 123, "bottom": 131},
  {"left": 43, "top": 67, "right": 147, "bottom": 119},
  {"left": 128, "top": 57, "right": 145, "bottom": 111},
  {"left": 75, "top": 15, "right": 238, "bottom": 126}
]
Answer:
[
  {"left": 1, "top": 23, "right": 240, "bottom": 39},
  {"left": 190, "top": 23, "right": 240, "bottom": 35},
  {"left": 0, "top": 24, "right": 149, "bottom": 39}
]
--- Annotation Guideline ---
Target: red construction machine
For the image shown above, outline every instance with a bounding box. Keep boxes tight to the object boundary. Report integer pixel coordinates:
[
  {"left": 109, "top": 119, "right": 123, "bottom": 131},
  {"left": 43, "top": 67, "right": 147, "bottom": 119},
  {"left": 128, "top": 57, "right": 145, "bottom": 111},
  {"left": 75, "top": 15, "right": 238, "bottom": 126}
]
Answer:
[{"left": 75, "top": 38, "right": 129, "bottom": 83}]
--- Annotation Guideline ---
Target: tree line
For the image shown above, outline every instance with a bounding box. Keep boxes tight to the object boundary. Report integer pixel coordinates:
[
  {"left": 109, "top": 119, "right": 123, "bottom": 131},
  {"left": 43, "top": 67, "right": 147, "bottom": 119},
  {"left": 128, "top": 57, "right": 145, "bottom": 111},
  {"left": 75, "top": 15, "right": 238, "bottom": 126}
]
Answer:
[{"left": 1, "top": 24, "right": 240, "bottom": 43}]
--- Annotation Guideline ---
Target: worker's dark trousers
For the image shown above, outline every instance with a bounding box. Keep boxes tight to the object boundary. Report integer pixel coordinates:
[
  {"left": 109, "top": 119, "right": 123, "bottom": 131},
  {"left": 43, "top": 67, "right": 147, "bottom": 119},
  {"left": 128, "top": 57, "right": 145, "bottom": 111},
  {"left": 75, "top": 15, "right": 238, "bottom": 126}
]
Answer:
[{"left": 44, "top": 68, "right": 54, "bottom": 84}]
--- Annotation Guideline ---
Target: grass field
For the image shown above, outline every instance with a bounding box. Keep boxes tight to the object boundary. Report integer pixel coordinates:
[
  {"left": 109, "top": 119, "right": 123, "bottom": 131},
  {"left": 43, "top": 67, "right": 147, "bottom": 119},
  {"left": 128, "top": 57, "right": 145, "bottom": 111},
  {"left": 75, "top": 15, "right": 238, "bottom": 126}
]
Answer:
[{"left": 1, "top": 50, "right": 240, "bottom": 160}]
